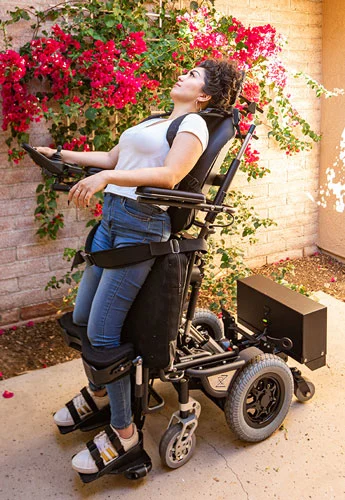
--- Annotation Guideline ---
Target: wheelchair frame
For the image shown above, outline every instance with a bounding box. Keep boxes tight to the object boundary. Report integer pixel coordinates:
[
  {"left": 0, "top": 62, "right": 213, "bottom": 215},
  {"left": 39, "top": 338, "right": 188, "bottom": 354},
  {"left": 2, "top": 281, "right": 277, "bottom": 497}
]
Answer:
[{"left": 22, "top": 109, "right": 327, "bottom": 481}]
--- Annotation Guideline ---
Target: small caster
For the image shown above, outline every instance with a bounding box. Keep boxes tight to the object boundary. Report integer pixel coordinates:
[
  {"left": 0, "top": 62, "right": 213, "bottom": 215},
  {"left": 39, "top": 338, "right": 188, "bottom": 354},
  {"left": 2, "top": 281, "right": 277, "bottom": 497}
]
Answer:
[
  {"left": 159, "top": 423, "right": 196, "bottom": 469},
  {"left": 291, "top": 368, "right": 315, "bottom": 403},
  {"left": 294, "top": 378, "right": 315, "bottom": 402}
]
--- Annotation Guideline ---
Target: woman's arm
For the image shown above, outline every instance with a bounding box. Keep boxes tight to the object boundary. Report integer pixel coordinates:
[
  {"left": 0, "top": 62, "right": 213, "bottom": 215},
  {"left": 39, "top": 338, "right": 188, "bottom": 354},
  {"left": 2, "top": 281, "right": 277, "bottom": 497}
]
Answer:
[
  {"left": 69, "top": 132, "right": 204, "bottom": 207},
  {"left": 35, "top": 145, "right": 119, "bottom": 170}
]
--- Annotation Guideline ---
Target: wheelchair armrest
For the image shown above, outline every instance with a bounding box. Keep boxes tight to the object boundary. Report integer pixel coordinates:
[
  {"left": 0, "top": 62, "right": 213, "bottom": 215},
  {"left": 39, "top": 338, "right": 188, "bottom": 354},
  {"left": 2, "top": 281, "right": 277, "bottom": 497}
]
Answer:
[
  {"left": 22, "top": 143, "right": 65, "bottom": 175},
  {"left": 85, "top": 166, "right": 103, "bottom": 176},
  {"left": 135, "top": 186, "right": 206, "bottom": 204}
]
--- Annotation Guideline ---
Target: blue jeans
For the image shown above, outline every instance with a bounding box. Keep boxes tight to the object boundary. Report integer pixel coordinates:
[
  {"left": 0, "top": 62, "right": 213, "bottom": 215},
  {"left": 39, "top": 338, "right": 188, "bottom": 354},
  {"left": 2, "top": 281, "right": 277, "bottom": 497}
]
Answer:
[{"left": 73, "top": 194, "right": 171, "bottom": 429}]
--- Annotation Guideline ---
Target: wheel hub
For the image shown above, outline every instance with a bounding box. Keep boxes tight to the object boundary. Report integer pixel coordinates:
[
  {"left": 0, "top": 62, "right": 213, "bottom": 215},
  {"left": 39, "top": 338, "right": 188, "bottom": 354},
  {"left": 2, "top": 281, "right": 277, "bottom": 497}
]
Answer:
[
  {"left": 172, "top": 436, "right": 191, "bottom": 462},
  {"left": 244, "top": 374, "right": 284, "bottom": 428}
]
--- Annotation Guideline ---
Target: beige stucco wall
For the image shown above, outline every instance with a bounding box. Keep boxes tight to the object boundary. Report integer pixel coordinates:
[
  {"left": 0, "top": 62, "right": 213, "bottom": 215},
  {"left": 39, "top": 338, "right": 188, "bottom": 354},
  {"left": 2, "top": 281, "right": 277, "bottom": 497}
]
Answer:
[
  {"left": 211, "top": 0, "right": 323, "bottom": 268},
  {"left": 318, "top": 0, "right": 345, "bottom": 260}
]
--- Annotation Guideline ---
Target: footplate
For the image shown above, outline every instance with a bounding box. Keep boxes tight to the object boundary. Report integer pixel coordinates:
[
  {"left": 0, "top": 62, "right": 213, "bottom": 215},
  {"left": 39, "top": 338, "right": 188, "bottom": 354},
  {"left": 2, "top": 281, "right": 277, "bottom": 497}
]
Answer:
[
  {"left": 78, "top": 432, "right": 152, "bottom": 483},
  {"left": 57, "top": 405, "right": 111, "bottom": 435}
]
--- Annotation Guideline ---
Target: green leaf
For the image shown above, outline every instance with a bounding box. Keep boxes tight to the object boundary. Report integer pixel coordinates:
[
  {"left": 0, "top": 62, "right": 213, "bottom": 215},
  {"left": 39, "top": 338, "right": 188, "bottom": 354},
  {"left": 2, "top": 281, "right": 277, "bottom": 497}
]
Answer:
[
  {"left": 21, "top": 11, "right": 30, "bottom": 21},
  {"left": 104, "top": 17, "right": 116, "bottom": 28},
  {"left": 85, "top": 107, "right": 98, "bottom": 121},
  {"left": 93, "top": 134, "right": 106, "bottom": 150}
]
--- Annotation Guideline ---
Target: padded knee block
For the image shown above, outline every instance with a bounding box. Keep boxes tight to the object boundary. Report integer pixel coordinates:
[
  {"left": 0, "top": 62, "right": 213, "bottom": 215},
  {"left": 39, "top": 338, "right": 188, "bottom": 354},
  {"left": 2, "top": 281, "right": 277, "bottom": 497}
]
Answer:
[
  {"left": 58, "top": 312, "right": 85, "bottom": 351},
  {"left": 78, "top": 430, "right": 152, "bottom": 483},
  {"left": 82, "top": 341, "right": 134, "bottom": 387},
  {"left": 58, "top": 312, "right": 135, "bottom": 386}
]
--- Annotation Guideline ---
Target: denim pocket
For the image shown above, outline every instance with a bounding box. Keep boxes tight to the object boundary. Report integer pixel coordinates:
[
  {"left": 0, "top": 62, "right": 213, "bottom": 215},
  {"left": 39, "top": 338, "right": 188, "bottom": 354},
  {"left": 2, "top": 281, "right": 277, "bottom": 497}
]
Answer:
[{"left": 121, "top": 197, "right": 162, "bottom": 221}]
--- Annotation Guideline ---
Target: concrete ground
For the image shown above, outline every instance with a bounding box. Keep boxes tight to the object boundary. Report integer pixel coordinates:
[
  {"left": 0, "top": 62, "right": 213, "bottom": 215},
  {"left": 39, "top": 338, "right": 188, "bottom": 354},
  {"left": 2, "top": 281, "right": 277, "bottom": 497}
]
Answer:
[{"left": 0, "top": 291, "right": 344, "bottom": 500}]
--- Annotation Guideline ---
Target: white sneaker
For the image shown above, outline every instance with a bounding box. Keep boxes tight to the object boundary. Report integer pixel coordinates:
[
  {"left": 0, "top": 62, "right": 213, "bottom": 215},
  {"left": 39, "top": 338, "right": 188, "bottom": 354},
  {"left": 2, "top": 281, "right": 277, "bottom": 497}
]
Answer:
[
  {"left": 54, "top": 387, "right": 109, "bottom": 427},
  {"left": 72, "top": 424, "right": 139, "bottom": 474}
]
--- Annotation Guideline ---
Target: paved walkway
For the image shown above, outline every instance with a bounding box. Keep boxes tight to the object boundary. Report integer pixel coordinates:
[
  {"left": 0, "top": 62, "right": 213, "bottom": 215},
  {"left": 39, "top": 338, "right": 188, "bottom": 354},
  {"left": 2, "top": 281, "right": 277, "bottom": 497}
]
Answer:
[{"left": 0, "top": 291, "right": 344, "bottom": 500}]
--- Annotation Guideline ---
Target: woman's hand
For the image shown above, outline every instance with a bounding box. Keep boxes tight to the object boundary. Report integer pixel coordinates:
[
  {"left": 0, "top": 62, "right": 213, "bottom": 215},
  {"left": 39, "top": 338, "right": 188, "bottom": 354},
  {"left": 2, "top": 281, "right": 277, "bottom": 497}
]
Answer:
[
  {"left": 35, "top": 147, "right": 57, "bottom": 158},
  {"left": 68, "top": 170, "right": 109, "bottom": 208}
]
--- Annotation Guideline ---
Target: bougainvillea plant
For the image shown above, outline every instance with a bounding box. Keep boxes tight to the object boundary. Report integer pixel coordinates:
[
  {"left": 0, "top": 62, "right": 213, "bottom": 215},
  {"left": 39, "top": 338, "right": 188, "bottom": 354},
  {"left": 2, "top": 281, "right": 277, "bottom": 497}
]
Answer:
[{"left": 0, "top": 0, "right": 340, "bottom": 307}]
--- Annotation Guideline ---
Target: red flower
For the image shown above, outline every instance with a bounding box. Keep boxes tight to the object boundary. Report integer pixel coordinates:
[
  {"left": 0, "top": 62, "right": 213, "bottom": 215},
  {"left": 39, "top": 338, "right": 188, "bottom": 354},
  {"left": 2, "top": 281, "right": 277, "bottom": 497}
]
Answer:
[
  {"left": 92, "top": 203, "right": 103, "bottom": 218},
  {"left": 2, "top": 390, "right": 14, "bottom": 399}
]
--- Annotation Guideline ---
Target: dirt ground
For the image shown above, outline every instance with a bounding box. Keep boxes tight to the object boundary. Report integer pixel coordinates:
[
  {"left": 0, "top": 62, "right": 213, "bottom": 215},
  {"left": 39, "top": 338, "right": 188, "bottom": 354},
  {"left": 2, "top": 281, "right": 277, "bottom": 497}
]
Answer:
[{"left": 0, "top": 252, "right": 344, "bottom": 380}]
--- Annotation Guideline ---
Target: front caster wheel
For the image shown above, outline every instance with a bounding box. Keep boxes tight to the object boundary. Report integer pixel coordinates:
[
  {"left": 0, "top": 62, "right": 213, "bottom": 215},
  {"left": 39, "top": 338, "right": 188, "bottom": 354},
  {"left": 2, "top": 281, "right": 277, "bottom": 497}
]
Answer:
[
  {"left": 294, "top": 378, "right": 315, "bottom": 402},
  {"left": 159, "top": 424, "right": 196, "bottom": 469},
  {"left": 224, "top": 353, "right": 293, "bottom": 442}
]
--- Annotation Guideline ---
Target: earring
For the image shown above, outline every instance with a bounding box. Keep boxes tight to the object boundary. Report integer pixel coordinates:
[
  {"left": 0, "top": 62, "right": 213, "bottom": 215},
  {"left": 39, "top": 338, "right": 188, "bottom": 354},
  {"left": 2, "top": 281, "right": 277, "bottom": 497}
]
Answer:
[{"left": 195, "top": 100, "right": 202, "bottom": 113}]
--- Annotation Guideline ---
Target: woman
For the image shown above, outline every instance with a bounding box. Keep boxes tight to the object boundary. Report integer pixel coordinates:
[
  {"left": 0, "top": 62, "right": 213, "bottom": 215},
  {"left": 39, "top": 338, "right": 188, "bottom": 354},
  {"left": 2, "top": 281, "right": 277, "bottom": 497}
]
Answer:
[{"left": 37, "top": 58, "right": 244, "bottom": 475}]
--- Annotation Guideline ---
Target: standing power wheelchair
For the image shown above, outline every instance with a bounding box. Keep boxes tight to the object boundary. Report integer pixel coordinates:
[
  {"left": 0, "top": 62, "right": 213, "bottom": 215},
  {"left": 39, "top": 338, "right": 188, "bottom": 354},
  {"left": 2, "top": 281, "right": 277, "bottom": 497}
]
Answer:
[{"left": 23, "top": 105, "right": 327, "bottom": 483}]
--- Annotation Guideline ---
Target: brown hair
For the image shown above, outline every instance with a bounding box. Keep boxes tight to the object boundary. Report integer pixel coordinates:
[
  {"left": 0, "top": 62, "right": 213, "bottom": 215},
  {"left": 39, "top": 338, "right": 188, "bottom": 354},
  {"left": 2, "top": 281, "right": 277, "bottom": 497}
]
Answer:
[{"left": 198, "top": 59, "right": 245, "bottom": 110}]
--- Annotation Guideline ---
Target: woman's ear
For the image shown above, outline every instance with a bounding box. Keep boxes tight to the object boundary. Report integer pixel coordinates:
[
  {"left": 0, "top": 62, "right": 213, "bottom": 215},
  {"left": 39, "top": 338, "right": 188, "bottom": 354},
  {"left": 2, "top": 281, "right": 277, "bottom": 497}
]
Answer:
[{"left": 199, "top": 94, "right": 212, "bottom": 104}]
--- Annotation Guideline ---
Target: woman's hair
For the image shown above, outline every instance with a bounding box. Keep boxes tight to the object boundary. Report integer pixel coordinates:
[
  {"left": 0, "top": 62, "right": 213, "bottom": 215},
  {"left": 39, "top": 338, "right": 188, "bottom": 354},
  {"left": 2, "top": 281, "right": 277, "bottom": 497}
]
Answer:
[{"left": 198, "top": 59, "right": 245, "bottom": 110}]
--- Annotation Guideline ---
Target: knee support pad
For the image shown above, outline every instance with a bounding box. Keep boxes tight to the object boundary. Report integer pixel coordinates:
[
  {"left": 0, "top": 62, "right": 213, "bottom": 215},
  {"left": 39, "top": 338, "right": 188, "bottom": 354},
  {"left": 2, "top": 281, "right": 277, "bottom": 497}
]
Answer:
[{"left": 82, "top": 341, "right": 134, "bottom": 387}]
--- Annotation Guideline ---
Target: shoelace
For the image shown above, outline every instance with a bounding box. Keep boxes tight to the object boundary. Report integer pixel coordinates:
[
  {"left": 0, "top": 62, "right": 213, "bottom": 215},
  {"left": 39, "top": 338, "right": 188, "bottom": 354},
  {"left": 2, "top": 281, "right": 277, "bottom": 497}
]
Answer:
[
  {"left": 73, "top": 393, "right": 91, "bottom": 417},
  {"left": 94, "top": 431, "right": 117, "bottom": 463}
]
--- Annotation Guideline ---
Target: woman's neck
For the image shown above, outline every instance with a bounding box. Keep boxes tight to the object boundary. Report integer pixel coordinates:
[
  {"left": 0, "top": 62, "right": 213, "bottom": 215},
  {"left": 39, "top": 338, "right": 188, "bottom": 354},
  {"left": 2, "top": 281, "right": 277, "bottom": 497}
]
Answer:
[{"left": 168, "top": 102, "right": 198, "bottom": 120}]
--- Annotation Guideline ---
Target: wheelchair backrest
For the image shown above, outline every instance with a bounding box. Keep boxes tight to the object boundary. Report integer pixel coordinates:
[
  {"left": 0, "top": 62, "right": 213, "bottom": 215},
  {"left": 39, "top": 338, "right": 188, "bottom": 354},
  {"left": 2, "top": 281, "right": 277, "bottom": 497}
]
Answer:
[{"left": 167, "top": 109, "right": 237, "bottom": 232}]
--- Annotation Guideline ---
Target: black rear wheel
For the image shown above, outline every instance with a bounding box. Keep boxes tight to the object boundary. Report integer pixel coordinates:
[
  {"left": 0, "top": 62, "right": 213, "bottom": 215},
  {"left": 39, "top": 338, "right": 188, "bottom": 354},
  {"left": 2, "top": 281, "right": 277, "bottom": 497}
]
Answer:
[
  {"left": 192, "top": 308, "right": 224, "bottom": 341},
  {"left": 225, "top": 353, "right": 293, "bottom": 442}
]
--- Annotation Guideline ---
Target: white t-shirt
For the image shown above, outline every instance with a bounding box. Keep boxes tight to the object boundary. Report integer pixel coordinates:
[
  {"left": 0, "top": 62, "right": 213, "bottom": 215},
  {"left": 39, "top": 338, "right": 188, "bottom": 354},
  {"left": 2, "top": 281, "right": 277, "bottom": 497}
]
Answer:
[{"left": 104, "top": 113, "right": 209, "bottom": 200}]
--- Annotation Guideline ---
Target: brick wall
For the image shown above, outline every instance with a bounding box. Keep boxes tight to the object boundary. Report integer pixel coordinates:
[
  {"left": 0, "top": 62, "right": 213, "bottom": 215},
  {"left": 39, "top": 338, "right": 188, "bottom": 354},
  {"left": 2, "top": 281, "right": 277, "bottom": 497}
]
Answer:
[{"left": 0, "top": 0, "right": 323, "bottom": 326}]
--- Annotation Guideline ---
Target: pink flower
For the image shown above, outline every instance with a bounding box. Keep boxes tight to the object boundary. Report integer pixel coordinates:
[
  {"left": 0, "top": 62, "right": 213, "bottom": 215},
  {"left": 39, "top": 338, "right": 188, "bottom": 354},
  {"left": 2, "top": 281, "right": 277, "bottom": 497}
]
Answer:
[
  {"left": 0, "top": 329, "right": 4, "bottom": 336},
  {"left": 11, "top": 325, "right": 17, "bottom": 331},
  {"left": 0, "top": 372, "right": 3, "bottom": 378},
  {"left": 26, "top": 321, "right": 35, "bottom": 327},
  {"left": 2, "top": 390, "right": 14, "bottom": 399},
  {"left": 330, "top": 277, "right": 337, "bottom": 283}
]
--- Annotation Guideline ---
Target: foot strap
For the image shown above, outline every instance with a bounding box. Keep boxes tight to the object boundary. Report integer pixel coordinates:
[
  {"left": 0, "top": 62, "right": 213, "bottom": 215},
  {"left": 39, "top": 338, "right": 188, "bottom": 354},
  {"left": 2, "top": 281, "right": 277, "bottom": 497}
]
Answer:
[
  {"left": 80, "top": 387, "right": 99, "bottom": 413},
  {"left": 65, "top": 387, "right": 100, "bottom": 425},
  {"left": 86, "top": 441, "right": 105, "bottom": 471},
  {"left": 86, "top": 425, "right": 125, "bottom": 472},
  {"left": 66, "top": 400, "right": 81, "bottom": 425}
]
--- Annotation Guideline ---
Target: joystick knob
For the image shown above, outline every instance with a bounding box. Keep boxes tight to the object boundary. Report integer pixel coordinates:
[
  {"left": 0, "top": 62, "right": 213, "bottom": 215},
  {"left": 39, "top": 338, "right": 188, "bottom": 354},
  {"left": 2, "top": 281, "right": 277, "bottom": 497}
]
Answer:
[{"left": 51, "top": 145, "right": 62, "bottom": 161}]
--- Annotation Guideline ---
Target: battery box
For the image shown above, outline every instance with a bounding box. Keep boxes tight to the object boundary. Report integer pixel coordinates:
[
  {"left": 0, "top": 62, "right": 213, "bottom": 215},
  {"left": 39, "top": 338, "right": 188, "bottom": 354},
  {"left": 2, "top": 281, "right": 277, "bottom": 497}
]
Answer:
[{"left": 237, "top": 275, "right": 327, "bottom": 370}]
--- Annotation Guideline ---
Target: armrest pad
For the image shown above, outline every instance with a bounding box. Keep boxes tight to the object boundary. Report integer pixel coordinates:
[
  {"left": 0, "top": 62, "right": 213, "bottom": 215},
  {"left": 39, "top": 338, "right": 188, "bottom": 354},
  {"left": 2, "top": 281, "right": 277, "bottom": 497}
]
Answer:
[
  {"left": 22, "top": 143, "right": 64, "bottom": 175},
  {"left": 136, "top": 186, "right": 206, "bottom": 204}
]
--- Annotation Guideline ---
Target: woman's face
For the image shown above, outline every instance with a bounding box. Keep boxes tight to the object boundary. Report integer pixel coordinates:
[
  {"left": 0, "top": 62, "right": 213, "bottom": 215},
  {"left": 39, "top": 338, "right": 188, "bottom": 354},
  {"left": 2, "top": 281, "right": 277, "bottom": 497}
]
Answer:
[{"left": 170, "top": 67, "right": 209, "bottom": 104}]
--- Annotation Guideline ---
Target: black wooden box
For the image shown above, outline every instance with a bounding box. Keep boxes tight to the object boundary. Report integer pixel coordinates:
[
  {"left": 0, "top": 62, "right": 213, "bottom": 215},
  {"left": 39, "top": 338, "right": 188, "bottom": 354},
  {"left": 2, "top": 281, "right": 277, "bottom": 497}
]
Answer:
[{"left": 237, "top": 275, "right": 327, "bottom": 370}]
